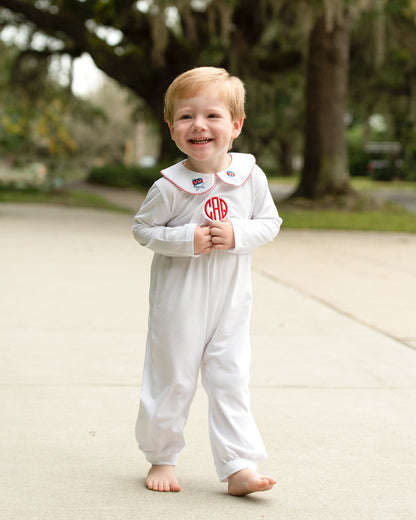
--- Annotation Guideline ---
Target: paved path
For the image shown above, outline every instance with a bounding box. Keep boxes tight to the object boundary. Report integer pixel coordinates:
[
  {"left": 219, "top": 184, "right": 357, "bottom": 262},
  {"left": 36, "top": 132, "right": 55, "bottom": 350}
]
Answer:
[{"left": 1, "top": 202, "right": 416, "bottom": 520}]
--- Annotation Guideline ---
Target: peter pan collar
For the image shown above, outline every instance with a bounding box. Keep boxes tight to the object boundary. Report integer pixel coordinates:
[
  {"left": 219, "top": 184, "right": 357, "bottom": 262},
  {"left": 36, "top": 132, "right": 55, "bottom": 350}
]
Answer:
[{"left": 160, "top": 153, "right": 255, "bottom": 195}]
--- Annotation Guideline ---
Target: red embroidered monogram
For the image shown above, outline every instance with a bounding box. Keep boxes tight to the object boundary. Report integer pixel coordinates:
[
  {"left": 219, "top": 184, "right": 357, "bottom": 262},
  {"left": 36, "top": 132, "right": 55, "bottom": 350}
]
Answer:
[{"left": 204, "top": 197, "right": 228, "bottom": 221}]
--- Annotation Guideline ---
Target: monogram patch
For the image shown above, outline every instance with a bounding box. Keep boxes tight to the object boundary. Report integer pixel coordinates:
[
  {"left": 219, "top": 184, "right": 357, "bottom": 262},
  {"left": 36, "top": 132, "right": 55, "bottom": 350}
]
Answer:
[{"left": 204, "top": 197, "right": 228, "bottom": 221}]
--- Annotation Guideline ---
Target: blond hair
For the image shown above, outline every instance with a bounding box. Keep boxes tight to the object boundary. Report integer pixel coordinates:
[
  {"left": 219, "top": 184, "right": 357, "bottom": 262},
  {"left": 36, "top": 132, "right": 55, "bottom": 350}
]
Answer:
[{"left": 164, "top": 67, "right": 246, "bottom": 124}]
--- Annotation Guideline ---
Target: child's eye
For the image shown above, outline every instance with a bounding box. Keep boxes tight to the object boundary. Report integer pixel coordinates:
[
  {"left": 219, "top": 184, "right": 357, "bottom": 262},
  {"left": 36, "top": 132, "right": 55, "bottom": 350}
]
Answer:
[
  {"left": 208, "top": 113, "right": 220, "bottom": 118},
  {"left": 179, "top": 114, "right": 191, "bottom": 120}
]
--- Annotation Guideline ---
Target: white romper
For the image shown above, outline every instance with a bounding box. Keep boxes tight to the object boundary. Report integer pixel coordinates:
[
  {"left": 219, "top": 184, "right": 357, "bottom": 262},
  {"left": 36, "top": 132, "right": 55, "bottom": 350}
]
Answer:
[{"left": 133, "top": 153, "right": 282, "bottom": 481}]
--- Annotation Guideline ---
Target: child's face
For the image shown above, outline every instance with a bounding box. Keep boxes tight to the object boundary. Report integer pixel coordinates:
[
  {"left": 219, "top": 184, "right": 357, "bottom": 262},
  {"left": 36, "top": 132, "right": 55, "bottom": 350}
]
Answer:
[{"left": 168, "top": 88, "right": 243, "bottom": 173}]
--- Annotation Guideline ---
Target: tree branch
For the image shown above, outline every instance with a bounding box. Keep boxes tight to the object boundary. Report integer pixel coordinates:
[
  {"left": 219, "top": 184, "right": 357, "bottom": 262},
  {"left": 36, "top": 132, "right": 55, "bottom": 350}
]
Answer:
[{"left": 0, "top": 0, "right": 90, "bottom": 44}]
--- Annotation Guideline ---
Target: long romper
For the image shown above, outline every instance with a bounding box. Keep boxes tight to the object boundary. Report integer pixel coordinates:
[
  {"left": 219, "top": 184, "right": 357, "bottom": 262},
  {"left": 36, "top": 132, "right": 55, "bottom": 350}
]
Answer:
[{"left": 133, "top": 153, "right": 282, "bottom": 481}]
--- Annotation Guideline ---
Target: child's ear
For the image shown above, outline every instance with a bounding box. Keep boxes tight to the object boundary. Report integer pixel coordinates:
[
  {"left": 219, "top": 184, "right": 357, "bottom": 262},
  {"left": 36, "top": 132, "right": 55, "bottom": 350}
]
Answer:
[
  {"left": 168, "top": 123, "right": 175, "bottom": 141},
  {"left": 232, "top": 118, "right": 244, "bottom": 139}
]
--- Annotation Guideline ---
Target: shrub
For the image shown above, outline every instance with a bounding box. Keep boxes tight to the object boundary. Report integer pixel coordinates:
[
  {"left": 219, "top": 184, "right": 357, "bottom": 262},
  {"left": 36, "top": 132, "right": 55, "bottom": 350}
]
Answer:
[
  {"left": 348, "top": 146, "right": 369, "bottom": 177},
  {"left": 87, "top": 163, "right": 163, "bottom": 190}
]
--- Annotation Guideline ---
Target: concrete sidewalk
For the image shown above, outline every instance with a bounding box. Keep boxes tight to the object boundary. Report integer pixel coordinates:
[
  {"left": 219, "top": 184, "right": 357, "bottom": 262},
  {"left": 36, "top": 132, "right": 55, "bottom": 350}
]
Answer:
[{"left": 1, "top": 203, "right": 416, "bottom": 520}]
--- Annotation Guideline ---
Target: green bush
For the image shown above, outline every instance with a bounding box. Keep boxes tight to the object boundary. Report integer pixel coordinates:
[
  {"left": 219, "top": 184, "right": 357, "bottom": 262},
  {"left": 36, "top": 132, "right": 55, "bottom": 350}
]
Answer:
[
  {"left": 402, "top": 148, "right": 416, "bottom": 181},
  {"left": 87, "top": 163, "right": 163, "bottom": 190},
  {"left": 348, "top": 146, "right": 369, "bottom": 177}
]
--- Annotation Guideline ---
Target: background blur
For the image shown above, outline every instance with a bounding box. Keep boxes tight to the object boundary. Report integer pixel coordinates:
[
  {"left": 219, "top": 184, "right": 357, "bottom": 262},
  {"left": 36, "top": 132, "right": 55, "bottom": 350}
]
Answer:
[{"left": 1, "top": 0, "right": 416, "bottom": 222}]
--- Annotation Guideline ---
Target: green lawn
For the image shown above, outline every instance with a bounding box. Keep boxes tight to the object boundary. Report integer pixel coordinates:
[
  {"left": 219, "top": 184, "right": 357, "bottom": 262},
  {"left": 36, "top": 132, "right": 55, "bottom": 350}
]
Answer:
[
  {"left": 0, "top": 189, "right": 129, "bottom": 213},
  {"left": 278, "top": 203, "right": 416, "bottom": 232},
  {"left": 351, "top": 178, "right": 416, "bottom": 192}
]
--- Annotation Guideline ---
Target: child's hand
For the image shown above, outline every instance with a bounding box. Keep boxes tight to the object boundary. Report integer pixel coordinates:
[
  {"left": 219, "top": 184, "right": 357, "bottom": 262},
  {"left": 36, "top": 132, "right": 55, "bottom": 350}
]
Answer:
[
  {"left": 210, "top": 219, "right": 235, "bottom": 250},
  {"left": 194, "top": 225, "right": 213, "bottom": 255}
]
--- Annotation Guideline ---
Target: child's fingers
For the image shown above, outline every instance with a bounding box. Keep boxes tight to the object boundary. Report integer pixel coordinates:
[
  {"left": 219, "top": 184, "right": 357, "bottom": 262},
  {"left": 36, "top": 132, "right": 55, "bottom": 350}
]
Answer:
[
  {"left": 209, "top": 219, "right": 234, "bottom": 250},
  {"left": 202, "top": 227, "right": 213, "bottom": 246},
  {"left": 194, "top": 225, "right": 213, "bottom": 254},
  {"left": 210, "top": 220, "right": 224, "bottom": 236},
  {"left": 210, "top": 225, "right": 225, "bottom": 245}
]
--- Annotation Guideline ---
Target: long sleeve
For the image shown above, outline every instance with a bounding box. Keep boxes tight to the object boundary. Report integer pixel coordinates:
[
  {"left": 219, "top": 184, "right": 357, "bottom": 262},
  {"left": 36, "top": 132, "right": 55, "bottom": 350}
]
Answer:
[
  {"left": 132, "top": 184, "right": 197, "bottom": 257},
  {"left": 229, "top": 167, "right": 282, "bottom": 254}
]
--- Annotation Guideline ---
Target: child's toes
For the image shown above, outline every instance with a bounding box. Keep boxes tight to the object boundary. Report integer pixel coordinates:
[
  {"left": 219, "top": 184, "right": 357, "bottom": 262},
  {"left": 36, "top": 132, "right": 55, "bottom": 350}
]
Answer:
[{"left": 160, "top": 480, "right": 170, "bottom": 492}]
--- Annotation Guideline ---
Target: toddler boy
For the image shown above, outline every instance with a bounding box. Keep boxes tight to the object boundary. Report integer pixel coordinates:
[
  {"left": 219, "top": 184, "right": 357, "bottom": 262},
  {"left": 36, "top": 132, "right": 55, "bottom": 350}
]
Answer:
[{"left": 133, "top": 67, "right": 282, "bottom": 495}]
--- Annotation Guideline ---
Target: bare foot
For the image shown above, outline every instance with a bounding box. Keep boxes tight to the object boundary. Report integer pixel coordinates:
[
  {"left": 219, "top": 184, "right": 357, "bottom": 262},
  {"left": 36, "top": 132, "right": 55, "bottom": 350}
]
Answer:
[
  {"left": 228, "top": 468, "right": 276, "bottom": 496},
  {"left": 145, "top": 464, "right": 181, "bottom": 492}
]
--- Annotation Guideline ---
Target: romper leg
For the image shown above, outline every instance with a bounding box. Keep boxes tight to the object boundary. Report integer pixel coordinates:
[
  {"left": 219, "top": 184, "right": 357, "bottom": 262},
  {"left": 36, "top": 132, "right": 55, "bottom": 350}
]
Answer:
[
  {"left": 200, "top": 309, "right": 267, "bottom": 482},
  {"left": 136, "top": 256, "right": 207, "bottom": 465},
  {"left": 136, "top": 322, "right": 205, "bottom": 465},
  {"left": 200, "top": 253, "right": 267, "bottom": 481}
]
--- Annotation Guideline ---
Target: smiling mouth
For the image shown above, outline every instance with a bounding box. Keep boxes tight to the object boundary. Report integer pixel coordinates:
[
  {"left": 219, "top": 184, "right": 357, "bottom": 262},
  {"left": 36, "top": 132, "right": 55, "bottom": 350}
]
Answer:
[{"left": 189, "top": 138, "right": 213, "bottom": 144}]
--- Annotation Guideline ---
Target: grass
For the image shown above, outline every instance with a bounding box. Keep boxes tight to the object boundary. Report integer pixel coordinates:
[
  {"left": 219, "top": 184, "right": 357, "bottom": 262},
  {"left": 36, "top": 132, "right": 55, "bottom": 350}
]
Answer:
[
  {"left": 270, "top": 176, "right": 416, "bottom": 192},
  {"left": 0, "top": 188, "right": 130, "bottom": 213},
  {"left": 351, "top": 177, "right": 416, "bottom": 192},
  {"left": 278, "top": 202, "right": 416, "bottom": 232}
]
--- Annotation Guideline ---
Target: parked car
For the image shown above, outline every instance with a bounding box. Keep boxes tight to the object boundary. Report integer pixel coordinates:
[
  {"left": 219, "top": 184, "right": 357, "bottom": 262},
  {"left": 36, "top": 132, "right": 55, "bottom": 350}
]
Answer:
[{"left": 365, "top": 142, "right": 403, "bottom": 181}]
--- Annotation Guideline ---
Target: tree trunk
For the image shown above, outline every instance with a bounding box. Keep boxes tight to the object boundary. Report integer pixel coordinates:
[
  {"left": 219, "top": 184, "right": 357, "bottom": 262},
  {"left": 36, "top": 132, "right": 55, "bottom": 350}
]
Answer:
[
  {"left": 294, "top": 15, "right": 351, "bottom": 199},
  {"left": 158, "top": 120, "right": 180, "bottom": 163},
  {"left": 278, "top": 138, "right": 294, "bottom": 177},
  {"left": 146, "top": 94, "right": 181, "bottom": 164}
]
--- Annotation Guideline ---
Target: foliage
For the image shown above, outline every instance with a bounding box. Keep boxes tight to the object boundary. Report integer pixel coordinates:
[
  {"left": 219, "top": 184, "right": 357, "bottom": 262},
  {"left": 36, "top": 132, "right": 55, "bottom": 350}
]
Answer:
[
  {"left": 68, "top": 79, "right": 147, "bottom": 168},
  {"left": 1, "top": 97, "right": 77, "bottom": 156},
  {"left": 0, "top": 0, "right": 305, "bottom": 172},
  {"left": 87, "top": 163, "right": 164, "bottom": 190},
  {"left": 0, "top": 40, "right": 84, "bottom": 173},
  {"left": 348, "top": 0, "right": 416, "bottom": 181},
  {"left": 2, "top": 0, "right": 416, "bottom": 201},
  {"left": 241, "top": 72, "right": 304, "bottom": 175},
  {"left": 0, "top": 38, "right": 146, "bottom": 186}
]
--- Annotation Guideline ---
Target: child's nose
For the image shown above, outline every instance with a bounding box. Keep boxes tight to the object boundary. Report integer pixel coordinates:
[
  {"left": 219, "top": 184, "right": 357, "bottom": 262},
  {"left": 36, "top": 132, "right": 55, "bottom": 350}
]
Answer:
[{"left": 192, "top": 115, "right": 207, "bottom": 130}]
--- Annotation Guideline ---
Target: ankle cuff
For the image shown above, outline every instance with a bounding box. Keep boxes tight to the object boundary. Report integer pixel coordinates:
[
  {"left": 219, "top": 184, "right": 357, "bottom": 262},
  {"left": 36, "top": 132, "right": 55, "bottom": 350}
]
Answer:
[{"left": 218, "top": 458, "right": 258, "bottom": 482}]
